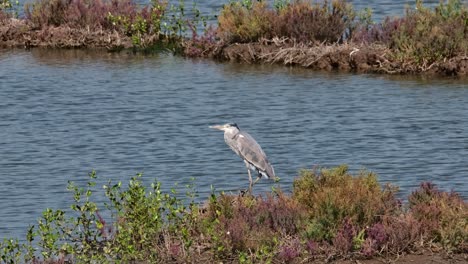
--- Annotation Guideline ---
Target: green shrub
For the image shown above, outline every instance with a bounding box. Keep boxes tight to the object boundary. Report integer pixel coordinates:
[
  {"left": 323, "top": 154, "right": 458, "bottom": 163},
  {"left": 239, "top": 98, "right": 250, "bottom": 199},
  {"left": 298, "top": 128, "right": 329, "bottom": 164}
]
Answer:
[
  {"left": 293, "top": 165, "right": 400, "bottom": 241},
  {"left": 217, "top": 0, "right": 273, "bottom": 43},
  {"left": 272, "top": 0, "right": 356, "bottom": 43},
  {"left": 390, "top": 0, "right": 468, "bottom": 65},
  {"left": 217, "top": 0, "right": 358, "bottom": 44}
]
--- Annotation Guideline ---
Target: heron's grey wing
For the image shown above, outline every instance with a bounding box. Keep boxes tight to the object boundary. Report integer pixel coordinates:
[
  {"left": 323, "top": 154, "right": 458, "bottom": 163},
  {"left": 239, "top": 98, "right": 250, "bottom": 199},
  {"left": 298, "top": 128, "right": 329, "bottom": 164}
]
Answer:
[{"left": 233, "top": 131, "right": 275, "bottom": 179}]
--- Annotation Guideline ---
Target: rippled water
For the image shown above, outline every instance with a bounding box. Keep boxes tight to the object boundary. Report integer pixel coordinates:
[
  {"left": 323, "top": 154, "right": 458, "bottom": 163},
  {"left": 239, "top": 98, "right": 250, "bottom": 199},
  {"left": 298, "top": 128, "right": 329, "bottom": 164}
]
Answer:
[
  {"left": 2, "top": 0, "right": 468, "bottom": 240},
  {"left": 1, "top": 49, "right": 467, "bottom": 240}
]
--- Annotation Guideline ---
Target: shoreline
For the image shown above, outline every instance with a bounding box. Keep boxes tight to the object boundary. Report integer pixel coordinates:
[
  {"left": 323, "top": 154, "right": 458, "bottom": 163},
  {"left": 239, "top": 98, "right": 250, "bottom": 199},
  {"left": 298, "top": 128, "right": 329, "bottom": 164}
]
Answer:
[
  {"left": 0, "top": 166, "right": 466, "bottom": 263},
  {"left": 1, "top": 0, "right": 468, "bottom": 77},
  {"left": 214, "top": 40, "right": 468, "bottom": 76},
  {"left": 2, "top": 22, "right": 467, "bottom": 77}
]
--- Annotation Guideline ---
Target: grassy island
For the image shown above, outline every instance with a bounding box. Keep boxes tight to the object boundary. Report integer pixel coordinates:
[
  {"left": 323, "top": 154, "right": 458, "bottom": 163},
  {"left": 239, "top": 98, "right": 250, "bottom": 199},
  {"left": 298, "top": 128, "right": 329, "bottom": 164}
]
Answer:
[
  {"left": 1, "top": 165, "right": 466, "bottom": 263},
  {"left": 1, "top": 0, "right": 468, "bottom": 76}
]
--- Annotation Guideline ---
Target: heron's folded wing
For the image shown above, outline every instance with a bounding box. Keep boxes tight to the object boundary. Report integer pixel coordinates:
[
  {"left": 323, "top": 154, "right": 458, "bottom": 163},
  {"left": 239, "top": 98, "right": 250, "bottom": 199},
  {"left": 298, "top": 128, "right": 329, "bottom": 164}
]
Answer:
[{"left": 234, "top": 132, "right": 272, "bottom": 175}]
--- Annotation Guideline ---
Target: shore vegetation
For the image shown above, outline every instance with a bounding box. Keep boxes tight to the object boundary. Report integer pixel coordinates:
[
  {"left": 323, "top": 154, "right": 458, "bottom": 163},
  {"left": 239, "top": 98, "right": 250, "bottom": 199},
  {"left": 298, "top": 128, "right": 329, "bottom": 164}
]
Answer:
[
  {"left": 1, "top": 165, "right": 466, "bottom": 263},
  {"left": 1, "top": 0, "right": 468, "bottom": 75}
]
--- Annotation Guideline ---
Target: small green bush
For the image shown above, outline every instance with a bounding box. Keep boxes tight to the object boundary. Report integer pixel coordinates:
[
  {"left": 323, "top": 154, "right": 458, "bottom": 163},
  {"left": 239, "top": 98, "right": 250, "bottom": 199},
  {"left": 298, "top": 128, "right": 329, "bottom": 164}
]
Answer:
[
  {"left": 217, "top": 0, "right": 273, "bottom": 43},
  {"left": 293, "top": 165, "right": 400, "bottom": 241}
]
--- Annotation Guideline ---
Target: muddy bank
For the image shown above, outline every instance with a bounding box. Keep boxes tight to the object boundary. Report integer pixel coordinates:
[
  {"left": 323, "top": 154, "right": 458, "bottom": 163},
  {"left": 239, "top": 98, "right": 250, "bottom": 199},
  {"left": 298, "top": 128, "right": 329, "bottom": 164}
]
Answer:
[
  {"left": 215, "top": 39, "right": 468, "bottom": 77},
  {"left": 0, "top": 18, "right": 160, "bottom": 50}
]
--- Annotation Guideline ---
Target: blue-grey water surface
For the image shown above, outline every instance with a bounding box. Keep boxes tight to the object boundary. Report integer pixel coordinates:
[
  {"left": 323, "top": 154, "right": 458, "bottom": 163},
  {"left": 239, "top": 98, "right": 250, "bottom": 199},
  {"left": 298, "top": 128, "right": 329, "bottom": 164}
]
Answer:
[
  {"left": 1, "top": 49, "right": 467, "bottom": 241},
  {"left": 1, "top": 0, "right": 468, "bottom": 241}
]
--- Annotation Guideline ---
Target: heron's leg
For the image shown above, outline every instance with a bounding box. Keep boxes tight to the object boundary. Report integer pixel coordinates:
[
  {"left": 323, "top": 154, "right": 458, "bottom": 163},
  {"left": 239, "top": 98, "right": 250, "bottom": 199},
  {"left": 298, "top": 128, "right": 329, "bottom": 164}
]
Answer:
[
  {"left": 252, "top": 176, "right": 261, "bottom": 185},
  {"left": 244, "top": 161, "right": 253, "bottom": 194}
]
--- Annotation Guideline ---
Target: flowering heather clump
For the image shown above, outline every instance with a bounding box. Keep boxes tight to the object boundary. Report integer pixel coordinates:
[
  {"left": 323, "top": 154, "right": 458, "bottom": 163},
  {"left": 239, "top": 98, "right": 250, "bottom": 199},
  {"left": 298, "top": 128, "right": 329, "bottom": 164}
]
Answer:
[
  {"left": 352, "top": 16, "right": 404, "bottom": 45},
  {"left": 272, "top": 0, "right": 356, "bottom": 43},
  {"left": 183, "top": 25, "right": 218, "bottom": 57},
  {"left": 24, "top": 0, "right": 165, "bottom": 35},
  {"left": 381, "top": 214, "right": 423, "bottom": 254},
  {"left": 408, "top": 182, "right": 468, "bottom": 252},
  {"left": 205, "top": 192, "right": 305, "bottom": 256},
  {"left": 358, "top": 222, "right": 388, "bottom": 257},
  {"left": 21, "top": 0, "right": 173, "bottom": 48},
  {"left": 366, "top": 223, "right": 387, "bottom": 247},
  {"left": 332, "top": 218, "right": 357, "bottom": 255},
  {"left": 354, "top": 0, "right": 468, "bottom": 66},
  {"left": 217, "top": 0, "right": 357, "bottom": 44},
  {"left": 278, "top": 238, "right": 301, "bottom": 262},
  {"left": 391, "top": 0, "right": 468, "bottom": 64}
]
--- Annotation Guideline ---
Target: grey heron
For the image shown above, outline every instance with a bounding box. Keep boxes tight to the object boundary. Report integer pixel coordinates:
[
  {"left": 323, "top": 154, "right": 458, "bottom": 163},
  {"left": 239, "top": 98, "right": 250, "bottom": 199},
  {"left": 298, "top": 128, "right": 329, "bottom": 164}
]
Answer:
[{"left": 209, "top": 123, "right": 276, "bottom": 194}]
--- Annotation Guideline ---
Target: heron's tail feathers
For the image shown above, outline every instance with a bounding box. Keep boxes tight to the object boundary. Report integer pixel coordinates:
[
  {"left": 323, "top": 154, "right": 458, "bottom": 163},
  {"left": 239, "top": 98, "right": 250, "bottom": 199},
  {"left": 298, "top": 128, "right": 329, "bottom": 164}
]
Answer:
[{"left": 259, "top": 168, "right": 276, "bottom": 181}]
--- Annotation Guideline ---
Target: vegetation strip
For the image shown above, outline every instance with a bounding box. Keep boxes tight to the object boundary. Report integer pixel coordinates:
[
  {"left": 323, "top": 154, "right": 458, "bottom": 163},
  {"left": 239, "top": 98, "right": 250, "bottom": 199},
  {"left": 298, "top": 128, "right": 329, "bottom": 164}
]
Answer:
[
  {"left": 0, "top": 165, "right": 467, "bottom": 263},
  {"left": 1, "top": 0, "right": 468, "bottom": 76}
]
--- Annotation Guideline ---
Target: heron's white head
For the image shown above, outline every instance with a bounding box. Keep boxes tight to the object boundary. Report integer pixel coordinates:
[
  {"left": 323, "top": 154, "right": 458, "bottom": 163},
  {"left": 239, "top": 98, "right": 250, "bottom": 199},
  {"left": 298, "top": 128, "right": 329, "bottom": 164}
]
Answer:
[{"left": 209, "top": 123, "right": 240, "bottom": 133}]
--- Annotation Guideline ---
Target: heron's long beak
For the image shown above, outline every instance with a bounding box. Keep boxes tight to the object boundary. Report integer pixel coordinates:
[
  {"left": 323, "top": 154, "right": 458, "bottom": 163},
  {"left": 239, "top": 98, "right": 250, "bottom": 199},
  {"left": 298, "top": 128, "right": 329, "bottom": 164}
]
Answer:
[{"left": 209, "top": 125, "right": 224, "bottom": 130}]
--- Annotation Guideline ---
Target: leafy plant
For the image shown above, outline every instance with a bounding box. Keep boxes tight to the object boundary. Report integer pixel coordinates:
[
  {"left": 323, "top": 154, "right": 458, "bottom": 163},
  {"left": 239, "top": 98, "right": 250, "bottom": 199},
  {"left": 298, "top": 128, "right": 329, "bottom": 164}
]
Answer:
[
  {"left": 294, "top": 165, "right": 400, "bottom": 241},
  {"left": 272, "top": 0, "right": 356, "bottom": 43},
  {"left": 217, "top": 0, "right": 273, "bottom": 43},
  {"left": 354, "top": 0, "right": 468, "bottom": 67},
  {"left": 409, "top": 182, "right": 468, "bottom": 252},
  {"left": 273, "top": 0, "right": 290, "bottom": 11},
  {"left": 0, "top": 166, "right": 466, "bottom": 262}
]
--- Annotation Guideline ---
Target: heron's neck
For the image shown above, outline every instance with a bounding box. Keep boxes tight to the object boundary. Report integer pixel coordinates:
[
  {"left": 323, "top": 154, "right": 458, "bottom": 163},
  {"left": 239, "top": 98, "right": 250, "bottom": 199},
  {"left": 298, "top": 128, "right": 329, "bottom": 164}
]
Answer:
[{"left": 226, "top": 129, "right": 240, "bottom": 139}]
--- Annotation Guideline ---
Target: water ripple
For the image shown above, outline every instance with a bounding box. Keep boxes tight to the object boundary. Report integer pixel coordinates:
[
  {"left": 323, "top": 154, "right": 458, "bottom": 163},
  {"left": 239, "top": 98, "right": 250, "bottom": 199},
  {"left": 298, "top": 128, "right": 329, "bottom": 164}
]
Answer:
[{"left": 0, "top": 48, "right": 467, "bottom": 240}]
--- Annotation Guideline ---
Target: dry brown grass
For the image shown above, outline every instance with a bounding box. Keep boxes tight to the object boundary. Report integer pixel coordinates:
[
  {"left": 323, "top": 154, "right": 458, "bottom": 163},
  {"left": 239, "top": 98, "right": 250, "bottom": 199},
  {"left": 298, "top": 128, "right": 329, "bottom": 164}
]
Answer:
[{"left": 215, "top": 38, "right": 468, "bottom": 76}]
